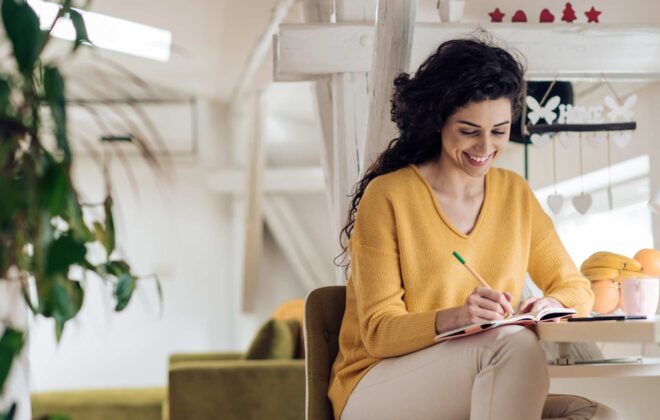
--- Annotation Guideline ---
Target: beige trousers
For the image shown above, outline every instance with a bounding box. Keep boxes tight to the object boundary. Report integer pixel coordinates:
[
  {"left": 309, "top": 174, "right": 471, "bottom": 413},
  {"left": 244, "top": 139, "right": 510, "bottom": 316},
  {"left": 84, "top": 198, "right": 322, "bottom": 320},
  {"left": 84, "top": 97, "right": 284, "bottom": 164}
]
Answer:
[{"left": 341, "top": 325, "right": 622, "bottom": 420}]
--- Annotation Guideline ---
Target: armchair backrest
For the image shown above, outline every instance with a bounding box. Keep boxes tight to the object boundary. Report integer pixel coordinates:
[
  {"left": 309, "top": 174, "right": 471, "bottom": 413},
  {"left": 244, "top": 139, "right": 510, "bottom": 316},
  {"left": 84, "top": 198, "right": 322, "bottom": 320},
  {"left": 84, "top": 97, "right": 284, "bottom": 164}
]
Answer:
[{"left": 303, "top": 286, "right": 346, "bottom": 420}]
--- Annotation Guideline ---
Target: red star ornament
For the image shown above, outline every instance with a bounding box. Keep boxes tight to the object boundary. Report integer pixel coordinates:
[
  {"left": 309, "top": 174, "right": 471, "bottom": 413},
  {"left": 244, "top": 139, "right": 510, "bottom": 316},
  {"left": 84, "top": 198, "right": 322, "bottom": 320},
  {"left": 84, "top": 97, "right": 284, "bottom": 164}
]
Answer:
[
  {"left": 585, "top": 6, "right": 602, "bottom": 23},
  {"left": 489, "top": 8, "right": 505, "bottom": 23}
]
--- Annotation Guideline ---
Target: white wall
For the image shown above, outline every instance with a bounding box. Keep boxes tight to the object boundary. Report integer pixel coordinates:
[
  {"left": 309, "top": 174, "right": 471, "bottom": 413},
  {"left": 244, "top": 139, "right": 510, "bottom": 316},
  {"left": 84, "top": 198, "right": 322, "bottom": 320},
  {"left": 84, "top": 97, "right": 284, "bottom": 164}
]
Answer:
[
  {"left": 27, "top": 98, "right": 293, "bottom": 390},
  {"left": 30, "top": 99, "right": 233, "bottom": 390},
  {"left": 29, "top": 94, "right": 324, "bottom": 390}
]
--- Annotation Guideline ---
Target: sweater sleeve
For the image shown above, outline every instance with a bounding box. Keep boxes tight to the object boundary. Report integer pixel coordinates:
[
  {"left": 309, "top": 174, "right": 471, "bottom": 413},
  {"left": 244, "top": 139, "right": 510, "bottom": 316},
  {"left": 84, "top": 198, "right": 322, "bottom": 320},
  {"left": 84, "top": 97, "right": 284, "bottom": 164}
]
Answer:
[
  {"left": 350, "top": 179, "right": 439, "bottom": 358},
  {"left": 525, "top": 184, "right": 594, "bottom": 316}
]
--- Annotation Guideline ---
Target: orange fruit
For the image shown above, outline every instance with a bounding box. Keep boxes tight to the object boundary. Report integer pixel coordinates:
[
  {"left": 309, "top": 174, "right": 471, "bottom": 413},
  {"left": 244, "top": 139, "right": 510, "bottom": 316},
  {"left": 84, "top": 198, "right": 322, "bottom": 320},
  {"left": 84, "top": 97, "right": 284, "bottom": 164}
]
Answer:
[
  {"left": 634, "top": 249, "right": 660, "bottom": 276},
  {"left": 591, "top": 280, "right": 620, "bottom": 314}
]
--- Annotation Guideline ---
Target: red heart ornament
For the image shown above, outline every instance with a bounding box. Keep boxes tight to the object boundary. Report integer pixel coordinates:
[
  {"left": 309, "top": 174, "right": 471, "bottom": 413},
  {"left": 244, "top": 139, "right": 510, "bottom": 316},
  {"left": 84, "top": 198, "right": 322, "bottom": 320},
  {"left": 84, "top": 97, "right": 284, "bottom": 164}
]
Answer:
[
  {"left": 540, "top": 8, "right": 555, "bottom": 23},
  {"left": 512, "top": 10, "right": 527, "bottom": 23}
]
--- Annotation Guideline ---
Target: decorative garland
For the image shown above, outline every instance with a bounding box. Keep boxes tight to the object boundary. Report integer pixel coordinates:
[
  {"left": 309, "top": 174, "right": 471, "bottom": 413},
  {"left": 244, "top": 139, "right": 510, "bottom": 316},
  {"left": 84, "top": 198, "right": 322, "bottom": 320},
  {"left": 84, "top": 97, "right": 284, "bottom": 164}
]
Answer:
[
  {"left": 489, "top": 3, "right": 602, "bottom": 23},
  {"left": 526, "top": 87, "right": 637, "bottom": 216}
]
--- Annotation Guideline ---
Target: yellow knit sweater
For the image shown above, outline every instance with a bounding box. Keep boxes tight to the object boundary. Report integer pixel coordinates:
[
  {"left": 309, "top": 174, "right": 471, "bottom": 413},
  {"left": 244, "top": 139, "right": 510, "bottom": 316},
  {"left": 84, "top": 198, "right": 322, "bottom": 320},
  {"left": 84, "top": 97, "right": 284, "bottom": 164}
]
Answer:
[{"left": 328, "top": 164, "right": 594, "bottom": 419}]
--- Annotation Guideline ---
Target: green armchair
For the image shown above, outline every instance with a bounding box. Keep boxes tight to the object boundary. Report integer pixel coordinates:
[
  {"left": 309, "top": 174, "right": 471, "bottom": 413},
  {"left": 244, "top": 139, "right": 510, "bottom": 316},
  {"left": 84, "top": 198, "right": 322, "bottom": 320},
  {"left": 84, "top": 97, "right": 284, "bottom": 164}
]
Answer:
[
  {"left": 168, "top": 352, "right": 305, "bottom": 420},
  {"left": 304, "top": 286, "right": 346, "bottom": 420}
]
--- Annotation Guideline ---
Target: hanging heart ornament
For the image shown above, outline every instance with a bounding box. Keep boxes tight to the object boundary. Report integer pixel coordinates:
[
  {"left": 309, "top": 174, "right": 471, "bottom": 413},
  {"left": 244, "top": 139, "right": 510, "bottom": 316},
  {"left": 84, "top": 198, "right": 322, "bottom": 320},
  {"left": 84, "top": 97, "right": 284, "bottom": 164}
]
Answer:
[
  {"left": 558, "top": 132, "right": 575, "bottom": 149},
  {"left": 612, "top": 132, "right": 632, "bottom": 149},
  {"left": 585, "top": 133, "right": 602, "bottom": 149},
  {"left": 572, "top": 193, "right": 593, "bottom": 215},
  {"left": 530, "top": 133, "right": 550, "bottom": 148},
  {"left": 547, "top": 194, "right": 565, "bottom": 214}
]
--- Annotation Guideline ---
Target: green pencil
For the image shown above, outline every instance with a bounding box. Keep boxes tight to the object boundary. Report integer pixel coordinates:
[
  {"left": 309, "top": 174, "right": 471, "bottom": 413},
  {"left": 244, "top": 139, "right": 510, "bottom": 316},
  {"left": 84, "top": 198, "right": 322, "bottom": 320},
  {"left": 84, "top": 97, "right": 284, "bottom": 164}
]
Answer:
[{"left": 452, "top": 251, "right": 492, "bottom": 289}]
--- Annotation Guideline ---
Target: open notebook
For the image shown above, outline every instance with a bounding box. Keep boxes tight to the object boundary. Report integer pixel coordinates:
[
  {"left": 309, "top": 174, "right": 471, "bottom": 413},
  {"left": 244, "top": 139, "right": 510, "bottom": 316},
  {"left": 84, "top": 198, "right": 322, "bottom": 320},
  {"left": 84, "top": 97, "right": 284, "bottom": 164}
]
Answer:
[{"left": 433, "top": 307, "right": 576, "bottom": 343}]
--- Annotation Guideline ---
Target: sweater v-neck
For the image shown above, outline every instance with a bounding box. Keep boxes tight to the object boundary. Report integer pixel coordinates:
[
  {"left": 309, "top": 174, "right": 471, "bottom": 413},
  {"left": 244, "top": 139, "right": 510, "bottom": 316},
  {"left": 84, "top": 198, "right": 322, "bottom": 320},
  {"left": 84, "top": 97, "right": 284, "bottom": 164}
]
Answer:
[{"left": 409, "top": 163, "right": 492, "bottom": 240}]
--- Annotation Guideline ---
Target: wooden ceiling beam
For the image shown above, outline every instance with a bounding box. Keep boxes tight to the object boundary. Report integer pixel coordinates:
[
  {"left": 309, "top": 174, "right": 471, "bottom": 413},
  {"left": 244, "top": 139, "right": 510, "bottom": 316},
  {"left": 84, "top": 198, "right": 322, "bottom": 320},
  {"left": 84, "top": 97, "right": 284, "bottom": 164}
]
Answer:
[{"left": 275, "top": 23, "right": 660, "bottom": 81}]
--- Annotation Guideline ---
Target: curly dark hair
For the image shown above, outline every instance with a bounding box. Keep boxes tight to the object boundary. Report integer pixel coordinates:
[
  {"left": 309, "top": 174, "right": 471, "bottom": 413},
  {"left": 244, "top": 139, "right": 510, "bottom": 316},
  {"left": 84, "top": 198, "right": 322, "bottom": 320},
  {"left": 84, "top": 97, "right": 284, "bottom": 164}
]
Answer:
[{"left": 334, "top": 34, "right": 527, "bottom": 278}]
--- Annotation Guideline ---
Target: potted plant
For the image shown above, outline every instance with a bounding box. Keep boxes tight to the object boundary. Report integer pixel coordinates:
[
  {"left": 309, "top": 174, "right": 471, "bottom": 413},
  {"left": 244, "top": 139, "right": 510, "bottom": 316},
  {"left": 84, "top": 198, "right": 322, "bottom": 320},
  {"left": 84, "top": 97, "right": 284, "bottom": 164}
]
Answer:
[{"left": 0, "top": 1, "right": 159, "bottom": 418}]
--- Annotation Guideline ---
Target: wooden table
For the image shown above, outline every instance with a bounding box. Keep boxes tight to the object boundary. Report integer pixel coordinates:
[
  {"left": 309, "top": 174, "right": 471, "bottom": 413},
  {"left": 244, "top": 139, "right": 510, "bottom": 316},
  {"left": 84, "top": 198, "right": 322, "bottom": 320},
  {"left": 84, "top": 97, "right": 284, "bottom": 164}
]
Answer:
[{"left": 535, "top": 316, "right": 660, "bottom": 377}]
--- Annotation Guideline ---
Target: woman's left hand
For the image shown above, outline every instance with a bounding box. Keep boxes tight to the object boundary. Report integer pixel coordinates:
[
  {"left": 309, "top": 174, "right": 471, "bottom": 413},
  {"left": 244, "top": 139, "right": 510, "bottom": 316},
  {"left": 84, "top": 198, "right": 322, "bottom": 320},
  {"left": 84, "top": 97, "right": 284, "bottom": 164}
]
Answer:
[{"left": 516, "top": 296, "right": 565, "bottom": 314}]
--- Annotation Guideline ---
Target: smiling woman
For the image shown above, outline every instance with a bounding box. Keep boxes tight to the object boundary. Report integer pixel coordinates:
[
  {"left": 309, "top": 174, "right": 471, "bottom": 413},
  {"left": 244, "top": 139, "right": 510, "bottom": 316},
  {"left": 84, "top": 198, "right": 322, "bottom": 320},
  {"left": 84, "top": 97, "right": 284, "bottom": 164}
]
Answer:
[{"left": 329, "top": 36, "right": 622, "bottom": 420}]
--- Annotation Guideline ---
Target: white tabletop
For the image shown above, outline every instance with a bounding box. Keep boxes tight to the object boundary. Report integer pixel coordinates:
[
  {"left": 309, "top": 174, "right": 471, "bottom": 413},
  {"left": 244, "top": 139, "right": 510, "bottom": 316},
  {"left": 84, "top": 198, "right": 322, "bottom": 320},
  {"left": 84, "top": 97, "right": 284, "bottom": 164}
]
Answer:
[{"left": 535, "top": 316, "right": 660, "bottom": 343}]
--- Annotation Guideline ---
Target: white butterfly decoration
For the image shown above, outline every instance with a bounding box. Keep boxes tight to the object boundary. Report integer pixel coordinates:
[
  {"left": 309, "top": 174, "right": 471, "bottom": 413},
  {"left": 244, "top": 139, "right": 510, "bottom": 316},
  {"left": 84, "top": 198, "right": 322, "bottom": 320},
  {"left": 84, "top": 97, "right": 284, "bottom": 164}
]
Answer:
[
  {"left": 527, "top": 96, "right": 561, "bottom": 125},
  {"left": 605, "top": 95, "right": 637, "bottom": 122}
]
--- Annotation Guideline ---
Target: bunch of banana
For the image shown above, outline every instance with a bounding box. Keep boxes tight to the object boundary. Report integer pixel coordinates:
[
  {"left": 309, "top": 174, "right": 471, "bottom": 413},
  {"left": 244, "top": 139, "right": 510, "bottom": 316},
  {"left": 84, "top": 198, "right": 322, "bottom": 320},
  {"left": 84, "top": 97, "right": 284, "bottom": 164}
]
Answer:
[{"left": 580, "top": 251, "right": 646, "bottom": 281}]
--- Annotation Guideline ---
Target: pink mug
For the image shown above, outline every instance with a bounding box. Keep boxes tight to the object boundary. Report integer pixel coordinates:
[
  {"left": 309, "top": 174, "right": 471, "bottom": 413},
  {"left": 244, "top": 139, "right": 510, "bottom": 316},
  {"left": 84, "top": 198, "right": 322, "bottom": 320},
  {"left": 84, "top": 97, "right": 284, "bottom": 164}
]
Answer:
[{"left": 619, "top": 278, "right": 659, "bottom": 318}]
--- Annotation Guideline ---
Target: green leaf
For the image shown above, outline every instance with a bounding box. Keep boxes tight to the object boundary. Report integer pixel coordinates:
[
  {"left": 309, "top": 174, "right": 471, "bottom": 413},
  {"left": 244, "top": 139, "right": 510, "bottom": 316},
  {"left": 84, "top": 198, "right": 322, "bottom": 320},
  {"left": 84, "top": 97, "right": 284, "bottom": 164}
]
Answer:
[
  {"left": 0, "top": 244, "right": 5, "bottom": 278},
  {"left": 103, "top": 260, "right": 130, "bottom": 277},
  {"left": 103, "top": 260, "right": 137, "bottom": 311},
  {"left": 53, "top": 281, "right": 84, "bottom": 339},
  {"left": 1, "top": 0, "right": 43, "bottom": 74},
  {"left": 114, "top": 271, "right": 136, "bottom": 311},
  {"left": 46, "top": 232, "right": 87, "bottom": 276},
  {"left": 102, "top": 196, "right": 115, "bottom": 256},
  {"left": 21, "top": 285, "right": 38, "bottom": 315},
  {"left": 68, "top": 9, "right": 89, "bottom": 51},
  {"left": 0, "top": 328, "right": 24, "bottom": 392},
  {"left": 40, "top": 160, "right": 94, "bottom": 243},
  {"left": 40, "top": 156, "right": 69, "bottom": 215},
  {"left": 0, "top": 402, "right": 17, "bottom": 420},
  {"left": 66, "top": 193, "right": 94, "bottom": 243},
  {"left": 43, "top": 66, "right": 71, "bottom": 162},
  {"left": 38, "top": 275, "right": 84, "bottom": 340},
  {"left": 0, "top": 157, "right": 24, "bottom": 226},
  {"left": 93, "top": 221, "right": 106, "bottom": 248},
  {"left": 0, "top": 77, "right": 10, "bottom": 114}
]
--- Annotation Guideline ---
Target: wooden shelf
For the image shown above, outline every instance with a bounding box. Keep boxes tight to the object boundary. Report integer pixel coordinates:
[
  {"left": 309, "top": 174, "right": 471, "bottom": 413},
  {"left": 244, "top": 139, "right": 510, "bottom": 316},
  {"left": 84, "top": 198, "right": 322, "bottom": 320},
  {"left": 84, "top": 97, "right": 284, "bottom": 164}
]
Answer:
[
  {"left": 548, "top": 358, "right": 660, "bottom": 378},
  {"left": 536, "top": 317, "right": 660, "bottom": 344}
]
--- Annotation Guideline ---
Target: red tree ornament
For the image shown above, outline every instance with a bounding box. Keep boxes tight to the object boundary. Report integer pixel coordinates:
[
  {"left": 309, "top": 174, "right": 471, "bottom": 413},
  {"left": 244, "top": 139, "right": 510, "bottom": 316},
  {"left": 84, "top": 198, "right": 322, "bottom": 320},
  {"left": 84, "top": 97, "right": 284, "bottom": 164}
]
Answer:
[
  {"left": 489, "top": 8, "right": 505, "bottom": 23},
  {"left": 539, "top": 8, "right": 555, "bottom": 23},
  {"left": 512, "top": 10, "right": 527, "bottom": 23},
  {"left": 585, "top": 6, "right": 602, "bottom": 23},
  {"left": 562, "top": 3, "right": 577, "bottom": 23}
]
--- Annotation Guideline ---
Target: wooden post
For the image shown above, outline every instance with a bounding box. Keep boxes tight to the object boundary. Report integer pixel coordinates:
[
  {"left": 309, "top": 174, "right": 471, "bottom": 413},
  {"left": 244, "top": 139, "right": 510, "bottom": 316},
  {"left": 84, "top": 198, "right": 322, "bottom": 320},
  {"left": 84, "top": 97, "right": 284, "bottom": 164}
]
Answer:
[
  {"left": 363, "top": 0, "right": 417, "bottom": 173},
  {"left": 301, "top": 0, "right": 336, "bottom": 220},
  {"left": 329, "top": 0, "right": 377, "bottom": 284},
  {"left": 241, "top": 92, "right": 266, "bottom": 312},
  {"left": 228, "top": 96, "right": 251, "bottom": 326},
  {"left": 229, "top": 0, "right": 296, "bottom": 314}
]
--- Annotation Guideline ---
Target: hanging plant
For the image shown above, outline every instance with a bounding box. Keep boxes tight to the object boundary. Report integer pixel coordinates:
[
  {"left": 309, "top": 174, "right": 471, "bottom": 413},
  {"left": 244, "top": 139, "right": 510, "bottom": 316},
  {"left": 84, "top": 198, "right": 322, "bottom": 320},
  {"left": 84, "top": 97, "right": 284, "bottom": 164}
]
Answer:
[{"left": 0, "top": 0, "right": 163, "bottom": 413}]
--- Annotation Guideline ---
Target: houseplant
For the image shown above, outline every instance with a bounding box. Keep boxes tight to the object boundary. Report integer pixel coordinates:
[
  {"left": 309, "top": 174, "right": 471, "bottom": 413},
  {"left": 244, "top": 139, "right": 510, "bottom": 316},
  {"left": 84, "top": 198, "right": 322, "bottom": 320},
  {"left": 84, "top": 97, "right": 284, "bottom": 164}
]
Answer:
[{"left": 0, "top": 1, "right": 159, "bottom": 417}]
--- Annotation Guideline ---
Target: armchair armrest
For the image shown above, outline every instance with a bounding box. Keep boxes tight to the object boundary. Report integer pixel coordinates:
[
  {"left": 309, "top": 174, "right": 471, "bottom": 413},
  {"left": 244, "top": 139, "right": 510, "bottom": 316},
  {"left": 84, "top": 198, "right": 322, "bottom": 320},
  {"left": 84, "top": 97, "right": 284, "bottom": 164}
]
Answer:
[
  {"left": 169, "top": 351, "right": 244, "bottom": 367},
  {"left": 168, "top": 359, "right": 305, "bottom": 420}
]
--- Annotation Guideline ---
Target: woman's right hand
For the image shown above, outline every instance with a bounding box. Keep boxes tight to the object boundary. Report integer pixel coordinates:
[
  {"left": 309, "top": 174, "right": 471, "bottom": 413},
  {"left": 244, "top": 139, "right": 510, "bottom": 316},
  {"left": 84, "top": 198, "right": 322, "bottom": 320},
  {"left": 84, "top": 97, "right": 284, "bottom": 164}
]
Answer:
[
  {"left": 434, "top": 288, "right": 516, "bottom": 334},
  {"left": 459, "top": 287, "right": 515, "bottom": 324}
]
